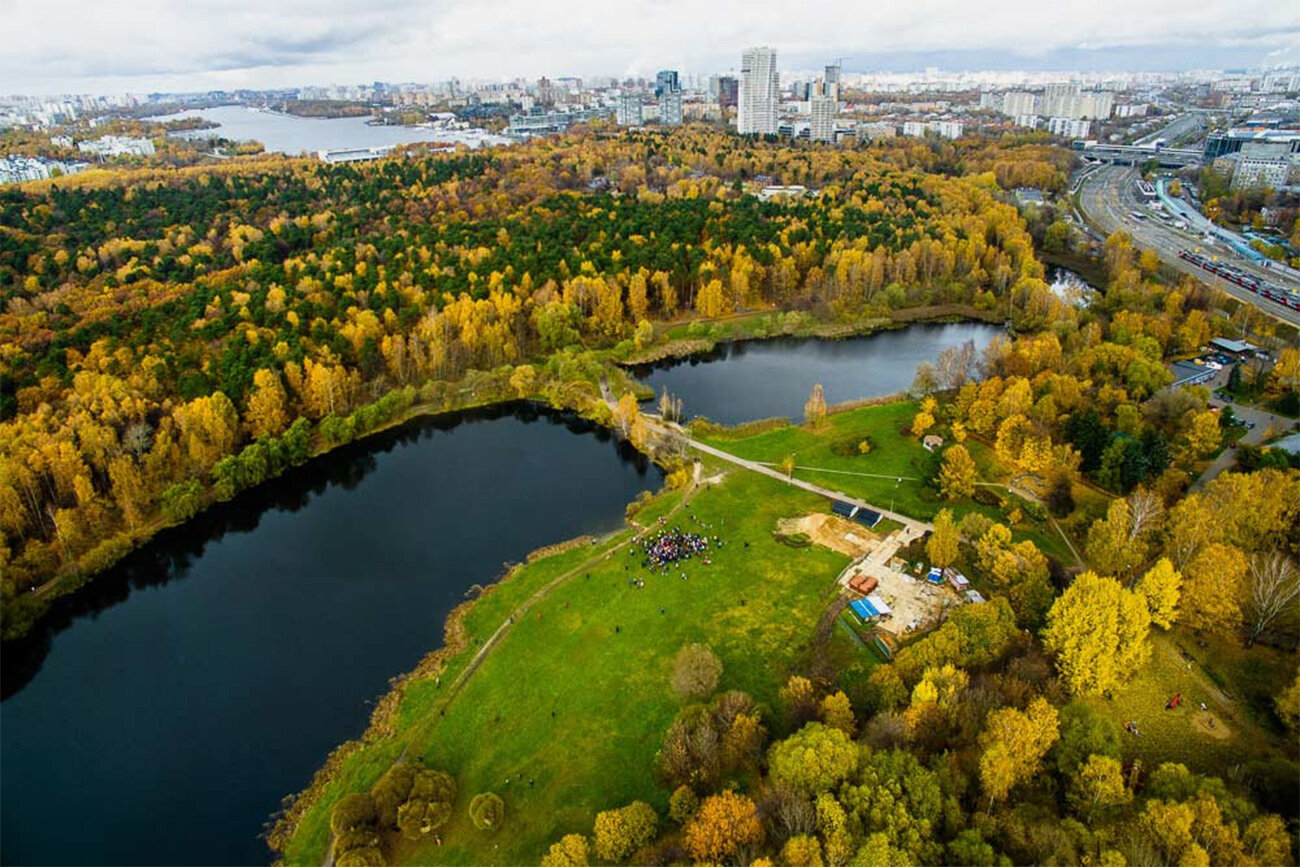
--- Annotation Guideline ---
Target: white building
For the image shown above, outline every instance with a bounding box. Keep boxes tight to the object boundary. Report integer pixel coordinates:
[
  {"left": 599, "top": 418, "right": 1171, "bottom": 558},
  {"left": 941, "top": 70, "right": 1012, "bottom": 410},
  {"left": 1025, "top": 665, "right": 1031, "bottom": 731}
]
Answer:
[
  {"left": 658, "top": 90, "right": 682, "bottom": 126},
  {"left": 856, "top": 121, "right": 896, "bottom": 141},
  {"left": 77, "top": 135, "right": 155, "bottom": 158},
  {"left": 810, "top": 93, "right": 837, "bottom": 142},
  {"left": 1233, "top": 142, "right": 1294, "bottom": 190},
  {"left": 738, "top": 46, "right": 779, "bottom": 135},
  {"left": 1013, "top": 114, "right": 1041, "bottom": 129},
  {"left": 616, "top": 93, "right": 643, "bottom": 127},
  {"left": 930, "top": 120, "right": 963, "bottom": 139},
  {"left": 1001, "top": 91, "right": 1038, "bottom": 116},
  {"left": 1047, "top": 117, "right": 1091, "bottom": 138},
  {"left": 903, "top": 120, "right": 962, "bottom": 139}
]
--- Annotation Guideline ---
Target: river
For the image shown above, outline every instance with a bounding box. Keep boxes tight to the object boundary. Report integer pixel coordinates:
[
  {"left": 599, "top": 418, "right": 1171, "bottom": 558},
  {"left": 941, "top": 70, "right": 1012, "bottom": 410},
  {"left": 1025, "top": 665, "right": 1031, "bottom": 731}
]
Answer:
[
  {"left": 150, "top": 105, "right": 510, "bottom": 155},
  {"left": 0, "top": 323, "right": 1002, "bottom": 865},
  {"left": 634, "top": 321, "right": 1004, "bottom": 425}
]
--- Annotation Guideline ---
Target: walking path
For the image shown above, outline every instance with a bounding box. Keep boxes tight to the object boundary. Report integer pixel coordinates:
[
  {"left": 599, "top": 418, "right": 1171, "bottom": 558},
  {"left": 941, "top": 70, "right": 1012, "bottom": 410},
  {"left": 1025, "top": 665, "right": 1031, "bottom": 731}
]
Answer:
[{"left": 646, "top": 418, "right": 931, "bottom": 535}]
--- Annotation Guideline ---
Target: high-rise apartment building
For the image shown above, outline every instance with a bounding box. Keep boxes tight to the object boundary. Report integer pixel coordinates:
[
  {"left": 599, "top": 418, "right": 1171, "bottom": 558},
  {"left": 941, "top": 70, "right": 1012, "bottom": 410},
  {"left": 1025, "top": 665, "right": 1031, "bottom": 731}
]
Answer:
[
  {"left": 738, "top": 46, "right": 779, "bottom": 135},
  {"left": 659, "top": 90, "right": 683, "bottom": 126},
  {"left": 716, "top": 76, "right": 739, "bottom": 109},
  {"left": 655, "top": 70, "right": 679, "bottom": 98},
  {"left": 616, "top": 93, "right": 643, "bottom": 126},
  {"left": 810, "top": 94, "right": 837, "bottom": 142}
]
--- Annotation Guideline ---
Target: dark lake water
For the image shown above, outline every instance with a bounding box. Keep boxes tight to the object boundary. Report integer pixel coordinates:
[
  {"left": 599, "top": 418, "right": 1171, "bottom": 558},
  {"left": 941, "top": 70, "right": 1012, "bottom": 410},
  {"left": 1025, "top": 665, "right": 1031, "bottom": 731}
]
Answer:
[
  {"left": 0, "top": 322, "right": 1002, "bottom": 866},
  {"left": 0, "top": 405, "right": 657, "bottom": 866},
  {"left": 634, "top": 321, "right": 1004, "bottom": 425}
]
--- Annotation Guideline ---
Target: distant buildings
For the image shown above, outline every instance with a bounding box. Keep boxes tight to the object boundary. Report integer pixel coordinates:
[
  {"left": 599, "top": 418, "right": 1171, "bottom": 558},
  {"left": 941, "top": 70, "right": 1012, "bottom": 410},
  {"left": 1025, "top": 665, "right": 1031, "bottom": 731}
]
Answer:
[
  {"left": 0, "top": 155, "right": 89, "bottom": 184},
  {"left": 985, "top": 84, "right": 1114, "bottom": 121},
  {"left": 659, "top": 90, "right": 683, "bottom": 126},
  {"left": 655, "top": 70, "right": 679, "bottom": 98},
  {"left": 738, "top": 46, "right": 778, "bottom": 135},
  {"left": 856, "top": 121, "right": 897, "bottom": 141},
  {"left": 716, "top": 76, "right": 739, "bottom": 109},
  {"left": 616, "top": 93, "right": 643, "bottom": 127},
  {"left": 317, "top": 146, "right": 393, "bottom": 164},
  {"left": 902, "top": 120, "right": 963, "bottom": 139},
  {"left": 507, "top": 107, "right": 612, "bottom": 135},
  {"left": 1232, "top": 142, "right": 1295, "bottom": 190},
  {"left": 77, "top": 135, "right": 155, "bottom": 158},
  {"left": 810, "top": 94, "right": 837, "bottom": 143},
  {"left": 1047, "top": 117, "right": 1091, "bottom": 138}
]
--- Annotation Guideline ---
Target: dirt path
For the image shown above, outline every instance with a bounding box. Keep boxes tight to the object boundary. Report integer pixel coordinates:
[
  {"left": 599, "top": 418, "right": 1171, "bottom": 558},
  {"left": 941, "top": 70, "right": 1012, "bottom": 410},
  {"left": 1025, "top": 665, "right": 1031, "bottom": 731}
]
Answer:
[{"left": 647, "top": 419, "right": 931, "bottom": 535}]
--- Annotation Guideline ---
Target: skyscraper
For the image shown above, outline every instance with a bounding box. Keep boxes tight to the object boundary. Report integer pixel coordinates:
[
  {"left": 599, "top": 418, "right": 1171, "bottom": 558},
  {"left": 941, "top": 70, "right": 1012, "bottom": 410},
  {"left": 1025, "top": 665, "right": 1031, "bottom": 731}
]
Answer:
[
  {"left": 716, "top": 76, "right": 739, "bottom": 109},
  {"left": 738, "top": 46, "right": 778, "bottom": 135},
  {"left": 824, "top": 63, "right": 841, "bottom": 90},
  {"left": 655, "top": 70, "right": 679, "bottom": 98}
]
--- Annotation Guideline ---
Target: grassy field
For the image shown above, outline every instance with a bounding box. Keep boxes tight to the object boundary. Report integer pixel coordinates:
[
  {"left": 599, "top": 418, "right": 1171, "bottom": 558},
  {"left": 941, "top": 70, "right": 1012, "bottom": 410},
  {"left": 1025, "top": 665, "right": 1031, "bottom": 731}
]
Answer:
[
  {"left": 1082, "top": 630, "right": 1297, "bottom": 787},
  {"left": 282, "top": 466, "right": 852, "bottom": 865},
  {"left": 700, "top": 401, "right": 1084, "bottom": 565}
]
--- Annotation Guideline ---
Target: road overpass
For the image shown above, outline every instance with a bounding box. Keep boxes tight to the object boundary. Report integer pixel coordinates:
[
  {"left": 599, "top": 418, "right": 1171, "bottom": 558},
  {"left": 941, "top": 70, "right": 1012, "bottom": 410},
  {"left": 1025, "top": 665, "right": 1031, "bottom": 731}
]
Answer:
[
  {"left": 1075, "top": 164, "right": 1300, "bottom": 327},
  {"left": 1073, "top": 141, "right": 1203, "bottom": 167}
]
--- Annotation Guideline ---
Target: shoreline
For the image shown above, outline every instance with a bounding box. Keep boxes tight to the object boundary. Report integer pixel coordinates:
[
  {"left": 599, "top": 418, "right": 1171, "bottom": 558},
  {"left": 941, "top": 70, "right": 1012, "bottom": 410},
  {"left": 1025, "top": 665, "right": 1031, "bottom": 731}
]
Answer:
[
  {"left": 620, "top": 304, "right": 1007, "bottom": 369},
  {"left": 3, "top": 307, "right": 1002, "bottom": 644},
  {"left": 1, "top": 380, "right": 618, "bottom": 643}
]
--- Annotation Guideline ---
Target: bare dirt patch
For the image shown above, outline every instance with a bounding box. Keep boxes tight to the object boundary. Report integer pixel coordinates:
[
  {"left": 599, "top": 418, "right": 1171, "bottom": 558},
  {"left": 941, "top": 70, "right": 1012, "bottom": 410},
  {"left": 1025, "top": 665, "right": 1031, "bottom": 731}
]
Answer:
[
  {"left": 777, "top": 513, "right": 877, "bottom": 557},
  {"left": 1191, "top": 711, "right": 1232, "bottom": 740}
]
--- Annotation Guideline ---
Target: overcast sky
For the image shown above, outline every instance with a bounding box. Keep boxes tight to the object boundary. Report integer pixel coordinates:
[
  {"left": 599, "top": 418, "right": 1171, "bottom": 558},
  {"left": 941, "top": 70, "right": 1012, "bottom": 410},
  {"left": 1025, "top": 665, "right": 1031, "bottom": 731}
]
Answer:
[{"left": 3, "top": 0, "right": 1299, "bottom": 95}]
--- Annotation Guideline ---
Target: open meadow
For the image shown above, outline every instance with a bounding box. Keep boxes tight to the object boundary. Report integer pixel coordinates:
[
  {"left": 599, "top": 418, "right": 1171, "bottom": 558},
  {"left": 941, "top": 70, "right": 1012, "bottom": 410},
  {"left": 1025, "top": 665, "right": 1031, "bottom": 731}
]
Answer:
[{"left": 284, "top": 466, "right": 852, "bottom": 864}]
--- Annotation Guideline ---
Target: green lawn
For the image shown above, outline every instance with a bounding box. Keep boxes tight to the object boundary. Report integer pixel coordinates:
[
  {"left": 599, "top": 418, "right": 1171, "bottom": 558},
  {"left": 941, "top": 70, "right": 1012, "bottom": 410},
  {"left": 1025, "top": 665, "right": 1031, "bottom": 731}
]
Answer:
[
  {"left": 283, "top": 469, "right": 850, "bottom": 865},
  {"left": 1082, "top": 631, "right": 1296, "bottom": 784},
  {"left": 700, "top": 402, "right": 1081, "bottom": 564}
]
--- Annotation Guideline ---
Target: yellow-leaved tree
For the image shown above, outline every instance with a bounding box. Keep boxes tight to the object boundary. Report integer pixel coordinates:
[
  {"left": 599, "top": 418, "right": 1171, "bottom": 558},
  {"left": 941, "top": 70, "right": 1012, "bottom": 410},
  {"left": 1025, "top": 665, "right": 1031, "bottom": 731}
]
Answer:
[
  {"left": 938, "top": 445, "right": 977, "bottom": 500},
  {"left": 1043, "top": 571, "right": 1151, "bottom": 696},
  {"left": 927, "top": 509, "right": 960, "bottom": 568},
  {"left": 804, "top": 384, "right": 828, "bottom": 429},
  {"left": 978, "top": 696, "right": 1059, "bottom": 806},
  {"left": 1136, "top": 558, "right": 1182, "bottom": 629},
  {"left": 1179, "top": 542, "right": 1247, "bottom": 635},
  {"left": 245, "top": 368, "right": 289, "bottom": 438}
]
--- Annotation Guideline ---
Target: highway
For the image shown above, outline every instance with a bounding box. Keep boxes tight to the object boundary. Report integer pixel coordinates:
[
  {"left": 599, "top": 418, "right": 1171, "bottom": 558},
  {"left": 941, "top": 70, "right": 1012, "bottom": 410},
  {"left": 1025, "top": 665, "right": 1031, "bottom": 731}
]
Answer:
[{"left": 1075, "top": 164, "right": 1300, "bottom": 327}]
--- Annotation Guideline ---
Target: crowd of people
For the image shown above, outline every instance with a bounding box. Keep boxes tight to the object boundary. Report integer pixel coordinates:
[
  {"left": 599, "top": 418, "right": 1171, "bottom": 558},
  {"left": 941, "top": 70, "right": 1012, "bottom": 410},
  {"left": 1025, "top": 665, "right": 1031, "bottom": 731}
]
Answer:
[{"left": 633, "top": 516, "right": 724, "bottom": 572}]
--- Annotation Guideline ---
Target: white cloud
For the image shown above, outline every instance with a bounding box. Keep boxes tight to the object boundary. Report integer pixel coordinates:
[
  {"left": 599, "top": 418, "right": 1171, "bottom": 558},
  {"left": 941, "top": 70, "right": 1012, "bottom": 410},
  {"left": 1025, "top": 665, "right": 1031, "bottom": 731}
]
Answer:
[{"left": 1, "top": 0, "right": 1297, "bottom": 94}]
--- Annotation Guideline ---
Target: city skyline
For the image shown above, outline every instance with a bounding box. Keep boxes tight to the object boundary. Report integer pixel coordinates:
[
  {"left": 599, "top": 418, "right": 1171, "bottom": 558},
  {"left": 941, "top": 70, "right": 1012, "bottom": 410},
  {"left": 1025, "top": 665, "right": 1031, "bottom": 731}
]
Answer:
[{"left": 2, "top": 0, "right": 1299, "bottom": 96}]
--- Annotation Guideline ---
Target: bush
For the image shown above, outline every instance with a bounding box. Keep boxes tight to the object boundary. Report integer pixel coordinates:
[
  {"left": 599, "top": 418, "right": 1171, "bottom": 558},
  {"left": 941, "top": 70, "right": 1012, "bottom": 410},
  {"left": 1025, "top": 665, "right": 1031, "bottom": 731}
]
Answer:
[
  {"left": 671, "top": 643, "right": 722, "bottom": 700},
  {"left": 331, "top": 793, "right": 377, "bottom": 835},
  {"left": 830, "top": 435, "right": 876, "bottom": 457},
  {"left": 469, "top": 792, "right": 505, "bottom": 831},
  {"left": 1046, "top": 474, "right": 1075, "bottom": 517},
  {"left": 669, "top": 785, "right": 700, "bottom": 824},
  {"left": 160, "top": 479, "right": 204, "bottom": 523},
  {"left": 593, "top": 801, "right": 659, "bottom": 862}
]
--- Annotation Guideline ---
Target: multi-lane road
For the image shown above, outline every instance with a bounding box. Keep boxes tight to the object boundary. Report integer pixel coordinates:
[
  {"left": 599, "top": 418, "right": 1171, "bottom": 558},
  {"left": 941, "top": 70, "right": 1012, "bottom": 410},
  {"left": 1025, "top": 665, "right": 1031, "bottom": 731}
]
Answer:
[{"left": 1075, "top": 164, "right": 1300, "bottom": 327}]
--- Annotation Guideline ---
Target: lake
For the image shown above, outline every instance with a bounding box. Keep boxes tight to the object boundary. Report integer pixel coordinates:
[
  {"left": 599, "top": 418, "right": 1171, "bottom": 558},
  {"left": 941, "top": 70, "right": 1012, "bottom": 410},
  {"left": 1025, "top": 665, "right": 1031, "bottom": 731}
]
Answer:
[
  {"left": 0, "top": 405, "right": 657, "bottom": 866},
  {"left": 151, "top": 105, "right": 510, "bottom": 156},
  {"left": 633, "top": 321, "right": 1004, "bottom": 425},
  {"left": 0, "top": 322, "right": 1002, "bottom": 865}
]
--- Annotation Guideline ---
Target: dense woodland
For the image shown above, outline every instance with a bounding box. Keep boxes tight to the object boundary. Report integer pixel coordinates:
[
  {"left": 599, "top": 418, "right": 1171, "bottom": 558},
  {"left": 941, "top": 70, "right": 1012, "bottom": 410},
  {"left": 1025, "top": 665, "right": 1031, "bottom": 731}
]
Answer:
[
  {"left": 324, "top": 236, "right": 1300, "bottom": 866},
  {"left": 3, "top": 122, "right": 1299, "bottom": 865},
  {"left": 0, "top": 127, "right": 1076, "bottom": 636}
]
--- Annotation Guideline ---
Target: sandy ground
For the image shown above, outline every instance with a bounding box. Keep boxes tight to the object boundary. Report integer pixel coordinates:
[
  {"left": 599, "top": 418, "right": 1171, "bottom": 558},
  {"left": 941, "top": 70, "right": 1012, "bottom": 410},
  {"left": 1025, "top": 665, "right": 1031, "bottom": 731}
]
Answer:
[
  {"left": 1191, "top": 711, "right": 1232, "bottom": 740},
  {"left": 779, "top": 513, "right": 878, "bottom": 558}
]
